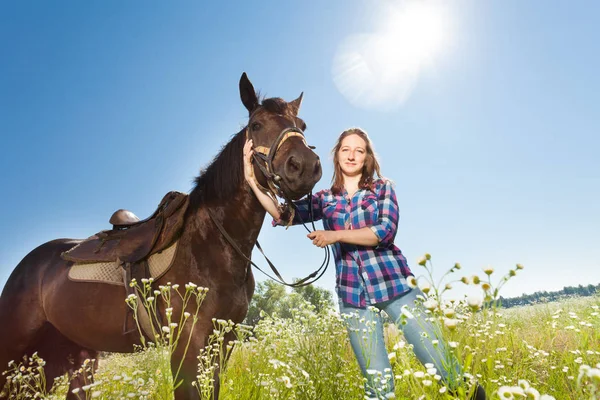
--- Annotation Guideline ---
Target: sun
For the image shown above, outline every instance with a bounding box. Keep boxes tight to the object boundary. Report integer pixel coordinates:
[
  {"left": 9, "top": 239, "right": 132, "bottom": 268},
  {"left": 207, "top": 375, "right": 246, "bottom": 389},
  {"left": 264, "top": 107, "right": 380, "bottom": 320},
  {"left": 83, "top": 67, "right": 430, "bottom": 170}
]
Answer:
[{"left": 332, "top": 0, "right": 451, "bottom": 109}]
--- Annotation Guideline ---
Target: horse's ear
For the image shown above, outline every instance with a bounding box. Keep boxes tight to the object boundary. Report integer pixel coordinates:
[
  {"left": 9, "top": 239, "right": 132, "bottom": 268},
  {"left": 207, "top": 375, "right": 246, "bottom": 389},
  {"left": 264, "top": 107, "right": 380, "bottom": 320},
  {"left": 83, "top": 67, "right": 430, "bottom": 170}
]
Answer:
[
  {"left": 239, "top": 72, "right": 259, "bottom": 114},
  {"left": 289, "top": 92, "right": 304, "bottom": 116}
]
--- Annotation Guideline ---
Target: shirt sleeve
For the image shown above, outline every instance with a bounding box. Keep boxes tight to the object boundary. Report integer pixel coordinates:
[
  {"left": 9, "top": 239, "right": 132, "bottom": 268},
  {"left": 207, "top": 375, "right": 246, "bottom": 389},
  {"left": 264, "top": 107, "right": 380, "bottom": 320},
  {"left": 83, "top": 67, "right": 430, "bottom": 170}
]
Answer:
[
  {"left": 369, "top": 180, "right": 399, "bottom": 246},
  {"left": 272, "top": 191, "right": 323, "bottom": 227}
]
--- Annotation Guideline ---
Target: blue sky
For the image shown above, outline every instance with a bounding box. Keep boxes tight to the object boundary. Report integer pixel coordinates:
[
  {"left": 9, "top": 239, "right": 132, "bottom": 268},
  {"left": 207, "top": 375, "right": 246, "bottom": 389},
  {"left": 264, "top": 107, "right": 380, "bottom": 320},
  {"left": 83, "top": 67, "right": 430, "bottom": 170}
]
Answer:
[{"left": 1, "top": 1, "right": 599, "bottom": 300}]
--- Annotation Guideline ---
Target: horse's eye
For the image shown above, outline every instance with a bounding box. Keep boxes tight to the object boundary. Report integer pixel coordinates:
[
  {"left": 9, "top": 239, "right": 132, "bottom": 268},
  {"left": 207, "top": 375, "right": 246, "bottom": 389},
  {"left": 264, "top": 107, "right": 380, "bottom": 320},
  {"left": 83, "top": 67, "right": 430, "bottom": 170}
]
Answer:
[{"left": 251, "top": 122, "right": 261, "bottom": 131}]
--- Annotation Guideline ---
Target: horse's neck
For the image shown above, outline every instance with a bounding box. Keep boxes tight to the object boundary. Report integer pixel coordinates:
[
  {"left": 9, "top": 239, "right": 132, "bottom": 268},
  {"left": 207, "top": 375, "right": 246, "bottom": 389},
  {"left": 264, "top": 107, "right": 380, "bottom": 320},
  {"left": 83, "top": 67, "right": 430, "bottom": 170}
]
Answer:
[{"left": 186, "top": 186, "right": 267, "bottom": 255}]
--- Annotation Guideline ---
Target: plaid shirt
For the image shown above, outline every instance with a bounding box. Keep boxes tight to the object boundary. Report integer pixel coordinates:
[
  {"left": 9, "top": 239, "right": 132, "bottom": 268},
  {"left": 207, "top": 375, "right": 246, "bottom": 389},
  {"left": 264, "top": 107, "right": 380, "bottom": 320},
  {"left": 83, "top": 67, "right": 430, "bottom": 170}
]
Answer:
[{"left": 275, "top": 179, "right": 413, "bottom": 307}]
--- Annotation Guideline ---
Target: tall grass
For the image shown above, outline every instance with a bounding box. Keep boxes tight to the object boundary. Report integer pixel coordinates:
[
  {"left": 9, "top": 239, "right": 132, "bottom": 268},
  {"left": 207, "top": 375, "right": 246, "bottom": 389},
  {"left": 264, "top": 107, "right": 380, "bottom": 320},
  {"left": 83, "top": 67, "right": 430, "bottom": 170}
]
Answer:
[{"left": 2, "top": 260, "right": 599, "bottom": 399}]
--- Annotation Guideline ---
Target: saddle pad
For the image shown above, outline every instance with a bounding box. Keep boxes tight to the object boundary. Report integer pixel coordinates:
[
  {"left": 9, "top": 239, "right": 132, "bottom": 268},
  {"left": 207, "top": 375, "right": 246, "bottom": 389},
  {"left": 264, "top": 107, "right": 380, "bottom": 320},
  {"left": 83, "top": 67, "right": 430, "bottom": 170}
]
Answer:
[{"left": 68, "top": 241, "right": 178, "bottom": 285}]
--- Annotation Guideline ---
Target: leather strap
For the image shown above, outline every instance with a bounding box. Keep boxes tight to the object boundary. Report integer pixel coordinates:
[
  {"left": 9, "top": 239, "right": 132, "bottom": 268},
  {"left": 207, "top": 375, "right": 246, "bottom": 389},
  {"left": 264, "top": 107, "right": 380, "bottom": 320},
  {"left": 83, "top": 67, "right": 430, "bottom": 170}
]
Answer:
[{"left": 207, "top": 207, "right": 329, "bottom": 288}]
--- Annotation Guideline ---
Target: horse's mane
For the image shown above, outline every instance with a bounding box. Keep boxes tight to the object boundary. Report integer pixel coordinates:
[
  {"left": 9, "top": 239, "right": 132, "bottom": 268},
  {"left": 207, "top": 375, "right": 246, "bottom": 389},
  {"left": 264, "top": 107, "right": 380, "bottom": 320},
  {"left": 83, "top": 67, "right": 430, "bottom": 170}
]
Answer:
[
  {"left": 189, "top": 97, "right": 291, "bottom": 209},
  {"left": 189, "top": 128, "right": 246, "bottom": 209}
]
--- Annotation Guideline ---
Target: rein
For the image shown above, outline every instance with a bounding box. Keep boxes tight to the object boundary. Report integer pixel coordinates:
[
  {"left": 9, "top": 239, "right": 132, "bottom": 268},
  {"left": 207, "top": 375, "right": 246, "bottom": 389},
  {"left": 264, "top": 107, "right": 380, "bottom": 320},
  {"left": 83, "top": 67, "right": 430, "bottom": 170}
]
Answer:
[{"left": 208, "top": 204, "right": 330, "bottom": 288}]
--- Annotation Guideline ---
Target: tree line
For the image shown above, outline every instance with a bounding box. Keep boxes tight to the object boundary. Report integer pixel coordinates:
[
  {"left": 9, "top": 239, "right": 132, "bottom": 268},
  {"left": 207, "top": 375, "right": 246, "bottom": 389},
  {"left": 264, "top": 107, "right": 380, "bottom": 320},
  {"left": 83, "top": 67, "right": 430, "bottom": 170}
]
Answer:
[{"left": 499, "top": 282, "right": 600, "bottom": 308}]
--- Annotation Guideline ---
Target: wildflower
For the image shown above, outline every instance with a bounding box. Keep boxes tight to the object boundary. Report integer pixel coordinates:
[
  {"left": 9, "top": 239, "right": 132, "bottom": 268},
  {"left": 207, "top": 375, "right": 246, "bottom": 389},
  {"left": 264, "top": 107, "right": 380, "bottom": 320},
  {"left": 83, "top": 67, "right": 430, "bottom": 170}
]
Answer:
[
  {"left": 509, "top": 269, "right": 517, "bottom": 277},
  {"left": 425, "top": 253, "right": 431, "bottom": 260},
  {"left": 421, "top": 284, "right": 431, "bottom": 294},
  {"left": 444, "top": 318, "right": 459, "bottom": 330},
  {"left": 445, "top": 283, "right": 452, "bottom": 290},
  {"left": 497, "top": 386, "right": 514, "bottom": 399},
  {"left": 461, "top": 276, "right": 470, "bottom": 284},
  {"left": 472, "top": 275, "right": 481, "bottom": 285},
  {"left": 443, "top": 308, "right": 455, "bottom": 318},
  {"left": 423, "top": 299, "right": 438, "bottom": 311},
  {"left": 417, "top": 256, "right": 427, "bottom": 266},
  {"left": 406, "top": 275, "right": 418, "bottom": 288},
  {"left": 524, "top": 387, "right": 540, "bottom": 399},
  {"left": 454, "top": 262, "right": 461, "bottom": 270},
  {"left": 401, "top": 306, "right": 414, "bottom": 319},
  {"left": 483, "top": 266, "right": 494, "bottom": 275},
  {"left": 516, "top": 263, "right": 524, "bottom": 270},
  {"left": 467, "top": 295, "right": 483, "bottom": 311},
  {"left": 482, "top": 282, "right": 491, "bottom": 291}
]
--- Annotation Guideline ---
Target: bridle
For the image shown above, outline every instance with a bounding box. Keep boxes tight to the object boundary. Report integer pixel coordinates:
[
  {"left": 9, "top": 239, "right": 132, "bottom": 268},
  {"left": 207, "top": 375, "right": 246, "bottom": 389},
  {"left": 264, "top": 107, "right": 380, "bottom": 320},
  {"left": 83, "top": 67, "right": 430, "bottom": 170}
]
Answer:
[
  {"left": 207, "top": 112, "right": 330, "bottom": 288},
  {"left": 245, "top": 109, "right": 315, "bottom": 211}
]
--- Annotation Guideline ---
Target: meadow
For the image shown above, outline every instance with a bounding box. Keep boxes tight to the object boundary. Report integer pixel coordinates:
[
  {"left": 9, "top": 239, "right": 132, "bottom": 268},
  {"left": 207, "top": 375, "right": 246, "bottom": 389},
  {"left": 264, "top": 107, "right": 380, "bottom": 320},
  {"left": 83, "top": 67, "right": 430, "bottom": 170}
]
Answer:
[{"left": 3, "top": 261, "right": 599, "bottom": 400}]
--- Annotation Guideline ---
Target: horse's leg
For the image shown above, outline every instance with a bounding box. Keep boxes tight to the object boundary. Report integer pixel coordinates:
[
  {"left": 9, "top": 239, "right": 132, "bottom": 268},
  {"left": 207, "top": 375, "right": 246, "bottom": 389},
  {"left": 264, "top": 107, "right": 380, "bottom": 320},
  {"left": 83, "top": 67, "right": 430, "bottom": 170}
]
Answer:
[
  {"left": 18, "top": 323, "right": 98, "bottom": 399},
  {"left": 172, "top": 348, "right": 202, "bottom": 400},
  {"left": 211, "top": 330, "right": 237, "bottom": 400},
  {"left": 65, "top": 348, "right": 99, "bottom": 400},
  {"left": 0, "top": 290, "right": 46, "bottom": 397}
]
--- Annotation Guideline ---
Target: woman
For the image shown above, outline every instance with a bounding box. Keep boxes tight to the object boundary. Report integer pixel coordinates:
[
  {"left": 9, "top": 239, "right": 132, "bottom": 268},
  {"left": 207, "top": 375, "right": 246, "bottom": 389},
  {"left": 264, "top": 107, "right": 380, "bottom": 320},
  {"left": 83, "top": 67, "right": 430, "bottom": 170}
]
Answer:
[{"left": 244, "top": 128, "right": 485, "bottom": 399}]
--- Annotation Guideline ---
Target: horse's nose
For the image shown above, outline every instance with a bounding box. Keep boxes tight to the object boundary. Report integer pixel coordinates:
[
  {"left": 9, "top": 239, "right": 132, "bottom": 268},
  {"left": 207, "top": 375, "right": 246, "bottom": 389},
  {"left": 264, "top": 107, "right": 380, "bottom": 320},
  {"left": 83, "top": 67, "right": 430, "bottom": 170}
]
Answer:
[
  {"left": 284, "top": 155, "right": 303, "bottom": 178},
  {"left": 312, "top": 157, "right": 322, "bottom": 177}
]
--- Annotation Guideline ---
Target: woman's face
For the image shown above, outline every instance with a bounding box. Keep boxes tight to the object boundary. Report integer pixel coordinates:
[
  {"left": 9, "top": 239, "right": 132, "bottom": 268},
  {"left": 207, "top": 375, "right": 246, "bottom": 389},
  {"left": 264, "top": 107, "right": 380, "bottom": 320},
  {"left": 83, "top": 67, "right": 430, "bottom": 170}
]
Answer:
[{"left": 337, "top": 134, "right": 367, "bottom": 178}]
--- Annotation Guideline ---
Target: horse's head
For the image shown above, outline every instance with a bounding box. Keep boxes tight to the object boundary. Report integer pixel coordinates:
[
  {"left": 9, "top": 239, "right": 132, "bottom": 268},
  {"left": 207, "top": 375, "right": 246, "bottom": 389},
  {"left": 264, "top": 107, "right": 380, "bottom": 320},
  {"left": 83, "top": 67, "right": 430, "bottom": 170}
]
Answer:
[{"left": 240, "top": 73, "right": 322, "bottom": 200}]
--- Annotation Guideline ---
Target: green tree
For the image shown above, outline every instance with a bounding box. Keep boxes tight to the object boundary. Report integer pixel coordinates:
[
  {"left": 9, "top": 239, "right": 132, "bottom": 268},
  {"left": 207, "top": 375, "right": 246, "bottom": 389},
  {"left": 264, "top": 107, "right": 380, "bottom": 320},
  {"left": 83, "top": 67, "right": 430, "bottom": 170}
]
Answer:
[{"left": 244, "top": 281, "right": 334, "bottom": 326}]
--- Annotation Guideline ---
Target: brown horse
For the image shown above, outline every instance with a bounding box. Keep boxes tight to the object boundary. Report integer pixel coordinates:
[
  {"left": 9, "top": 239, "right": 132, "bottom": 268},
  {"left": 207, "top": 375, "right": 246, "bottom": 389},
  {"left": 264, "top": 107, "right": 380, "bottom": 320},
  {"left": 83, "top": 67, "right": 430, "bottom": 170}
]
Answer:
[{"left": 0, "top": 73, "right": 322, "bottom": 399}]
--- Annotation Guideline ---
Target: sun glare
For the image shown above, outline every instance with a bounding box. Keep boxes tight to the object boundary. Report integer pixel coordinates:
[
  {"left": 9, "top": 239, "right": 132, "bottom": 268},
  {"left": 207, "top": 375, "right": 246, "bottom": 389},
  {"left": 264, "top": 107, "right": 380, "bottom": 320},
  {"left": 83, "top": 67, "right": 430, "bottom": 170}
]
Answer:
[{"left": 332, "top": 0, "right": 451, "bottom": 110}]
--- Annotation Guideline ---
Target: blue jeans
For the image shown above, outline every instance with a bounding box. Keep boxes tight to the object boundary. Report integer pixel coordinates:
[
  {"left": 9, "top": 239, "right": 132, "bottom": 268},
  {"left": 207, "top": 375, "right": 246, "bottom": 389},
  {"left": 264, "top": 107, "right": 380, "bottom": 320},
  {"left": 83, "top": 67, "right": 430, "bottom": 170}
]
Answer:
[{"left": 338, "top": 288, "right": 462, "bottom": 399}]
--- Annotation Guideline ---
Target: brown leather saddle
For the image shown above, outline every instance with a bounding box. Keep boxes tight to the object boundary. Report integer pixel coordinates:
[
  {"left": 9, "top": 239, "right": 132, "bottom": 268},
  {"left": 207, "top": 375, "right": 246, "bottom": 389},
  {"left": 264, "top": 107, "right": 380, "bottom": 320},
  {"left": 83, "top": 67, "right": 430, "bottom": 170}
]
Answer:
[
  {"left": 62, "top": 191, "right": 189, "bottom": 265},
  {"left": 61, "top": 191, "right": 189, "bottom": 336}
]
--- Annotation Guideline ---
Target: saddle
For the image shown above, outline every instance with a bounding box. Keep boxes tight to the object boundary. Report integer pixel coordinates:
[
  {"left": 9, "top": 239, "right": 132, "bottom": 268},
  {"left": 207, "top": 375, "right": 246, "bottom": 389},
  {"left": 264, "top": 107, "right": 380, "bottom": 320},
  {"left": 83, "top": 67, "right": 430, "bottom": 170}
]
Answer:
[
  {"left": 62, "top": 191, "right": 189, "bottom": 337},
  {"left": 62, "top": 191, "right": 189, "bottom": 265}
]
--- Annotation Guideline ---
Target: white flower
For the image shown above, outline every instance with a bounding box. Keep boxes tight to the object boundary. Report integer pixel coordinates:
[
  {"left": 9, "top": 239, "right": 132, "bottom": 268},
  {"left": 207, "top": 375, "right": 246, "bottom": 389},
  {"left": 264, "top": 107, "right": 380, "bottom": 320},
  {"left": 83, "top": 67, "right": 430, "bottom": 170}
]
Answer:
[
  {"left": 423, "top": 299, "right": 438, "bottom": 311},
  {"left": 407, "top": 275, "right": 418, "bottom": 288},
  {"left": 443, "top": 308, "right": 456, "bottom": 318},
  {"left": 466, "top": 295, "right": 483, "bottom": 311},
  {"left": 524, "top": 387, "right": 540, "bottom": 399},
  {"left": 497, "top": 386, "right": 514, "bottom": 399},
  {"left": 483, "top": 266, "right": 494, "bottom": 275},
  {"left": 401, "top": 306, "right": 414, "bottom": 319},
  {"left": 444, "top": 318, "right": 459, "bottom": 330}
]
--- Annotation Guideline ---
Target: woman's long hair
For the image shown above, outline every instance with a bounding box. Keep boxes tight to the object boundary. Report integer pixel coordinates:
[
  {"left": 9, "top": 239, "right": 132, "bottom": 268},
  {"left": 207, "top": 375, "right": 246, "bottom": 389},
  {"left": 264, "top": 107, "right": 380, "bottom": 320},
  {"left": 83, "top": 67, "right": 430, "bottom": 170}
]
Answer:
[{"left": 330, "top": 128, "right": 382, "bottom": 195}]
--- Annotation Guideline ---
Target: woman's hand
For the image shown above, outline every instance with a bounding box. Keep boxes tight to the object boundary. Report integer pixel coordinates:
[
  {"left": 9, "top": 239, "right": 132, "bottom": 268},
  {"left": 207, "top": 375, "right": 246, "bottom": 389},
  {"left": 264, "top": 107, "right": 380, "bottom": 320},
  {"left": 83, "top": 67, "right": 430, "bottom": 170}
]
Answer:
[
  {"left": 307, "top": 230, "right": 338, "bottom": 248},
  {"left": 243, "top": 139, "right": 255, "bottom": 185}
]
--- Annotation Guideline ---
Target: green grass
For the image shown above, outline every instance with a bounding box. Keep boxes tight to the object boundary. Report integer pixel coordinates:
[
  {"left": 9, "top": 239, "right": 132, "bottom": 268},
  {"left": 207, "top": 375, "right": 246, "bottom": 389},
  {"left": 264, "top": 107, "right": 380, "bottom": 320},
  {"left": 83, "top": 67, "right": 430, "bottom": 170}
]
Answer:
[{"left": 3, "top": 266, "right": 599, "bottom": 399}]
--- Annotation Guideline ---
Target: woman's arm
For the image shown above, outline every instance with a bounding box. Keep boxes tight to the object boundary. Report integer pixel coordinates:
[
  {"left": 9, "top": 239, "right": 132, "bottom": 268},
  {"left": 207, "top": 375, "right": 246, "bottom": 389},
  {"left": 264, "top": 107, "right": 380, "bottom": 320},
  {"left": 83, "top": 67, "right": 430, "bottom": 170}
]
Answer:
[
  {"left": 244, "top": 139, "right": 281, "bottom": 220},
  {"left": 307, "top": 180, "right": 399, "bottom": 248},
  {"left": 307, "top": 227, "right": 378, "bottom": 248}
]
